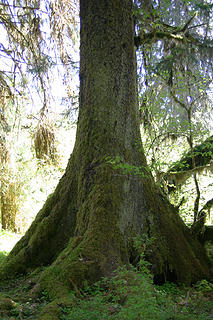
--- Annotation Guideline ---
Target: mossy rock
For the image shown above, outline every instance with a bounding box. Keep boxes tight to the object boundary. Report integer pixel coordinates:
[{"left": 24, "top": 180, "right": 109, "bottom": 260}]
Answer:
[
  {"left": 0, "top": 296, "right": 17, "bottom": 311},
  {"left": 0, "top": 296, "right": 19, "bottom": 319},
  {"left": 38, "top": 294, "right": 77, "bottom": 320}
]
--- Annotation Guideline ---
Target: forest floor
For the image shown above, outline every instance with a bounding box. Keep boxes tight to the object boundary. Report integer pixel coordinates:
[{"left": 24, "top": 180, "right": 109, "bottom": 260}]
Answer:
[{"left": 0, "top": 231, "right": 213, "bottom": 320}]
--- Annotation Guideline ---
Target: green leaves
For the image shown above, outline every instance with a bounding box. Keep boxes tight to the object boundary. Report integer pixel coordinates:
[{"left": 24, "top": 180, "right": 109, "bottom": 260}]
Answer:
[{"left": 105, "top": 156, "right": 151, "bottom": 178}]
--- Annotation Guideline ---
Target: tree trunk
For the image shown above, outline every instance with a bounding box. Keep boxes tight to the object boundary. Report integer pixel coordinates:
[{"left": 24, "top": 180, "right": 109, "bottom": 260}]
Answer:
[
  {"left": 0, "top": 0, "right": 211, "bottom": 298},
  {"left": 0, "top": 139, "right": 18, "bottom": 233},
  {"left": 1, "top": 180, "right": 18, "bottom": 233}
]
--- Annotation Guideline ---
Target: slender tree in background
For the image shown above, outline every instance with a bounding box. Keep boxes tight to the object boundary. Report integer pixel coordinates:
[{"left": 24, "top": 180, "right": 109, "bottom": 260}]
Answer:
[
  {"left": 1, "top": 1, "right": 212, "bottom": 305},
  {"left": 0, "top": 75, "right": 21, "bottom": 232}
]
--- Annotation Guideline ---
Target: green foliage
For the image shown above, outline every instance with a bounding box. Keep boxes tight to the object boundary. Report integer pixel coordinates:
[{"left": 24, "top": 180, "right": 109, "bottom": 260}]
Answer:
[
  {"left": 193, "top": 279, "right": 213, "bottom": 293},
  {"left": 60, "top": 265, "right": 213, "bottom": 320},
  {"left": 58, "top": 237, "right": 212, "bottom": 320},
  {"left": 156, "top": 281, "right": 183, "bottom": 295},
  {"left": 0, "top": 251, "right": 7, "bottom": 265},
  {"left": 61, "top": 294, "right": 110, "bottom": 320},
  {"left": 105, "top": 156, "right": 151, "bottom": 178},
  {"left": 133, "top": 234, "right": 155, "bottom": 274},
  {"left": 169, "top": 136, "right": 213, "bottom": 173}
]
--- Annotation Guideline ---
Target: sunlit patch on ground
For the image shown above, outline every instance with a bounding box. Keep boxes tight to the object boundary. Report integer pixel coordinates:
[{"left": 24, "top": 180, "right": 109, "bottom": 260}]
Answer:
[{"left": 0, "top": 230, "right": 22, "bottom": 253}]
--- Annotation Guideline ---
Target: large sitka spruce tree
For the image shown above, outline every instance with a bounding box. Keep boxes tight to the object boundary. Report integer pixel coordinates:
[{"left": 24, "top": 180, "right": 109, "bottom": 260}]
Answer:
[{"left": 0, "top": 0, "right": 212, "bottom": 299}]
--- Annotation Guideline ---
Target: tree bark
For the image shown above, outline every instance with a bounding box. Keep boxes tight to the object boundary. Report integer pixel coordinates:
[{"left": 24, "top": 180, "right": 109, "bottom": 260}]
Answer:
[{"left": 0, "top": 0, "right": 212, "bottom": 299}]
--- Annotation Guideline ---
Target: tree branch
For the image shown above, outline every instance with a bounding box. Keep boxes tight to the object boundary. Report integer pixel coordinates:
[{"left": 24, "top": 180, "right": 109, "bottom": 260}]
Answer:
[
  {"left": 180, "top": 11, "right": 198, "bottom": 33},
  {"left": 162, "top": 161, "right": 213, "bottom": 189},
  {"left": 191, "top": 198, "right": 213, "bottom": 237},
  {"left": 135, "top": 11, "right": 212, "bottom": 49}
]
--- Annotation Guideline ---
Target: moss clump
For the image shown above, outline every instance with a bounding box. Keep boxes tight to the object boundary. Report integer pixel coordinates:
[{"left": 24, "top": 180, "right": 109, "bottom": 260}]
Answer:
[{"left": 169, "top": 135, "right": 213, "bottom": 173}]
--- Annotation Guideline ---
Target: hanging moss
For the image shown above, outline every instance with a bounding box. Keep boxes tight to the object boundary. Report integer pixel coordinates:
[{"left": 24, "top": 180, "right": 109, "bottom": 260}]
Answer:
[{"left": 33, "top": 117, "right": 58, "bottom": 164}]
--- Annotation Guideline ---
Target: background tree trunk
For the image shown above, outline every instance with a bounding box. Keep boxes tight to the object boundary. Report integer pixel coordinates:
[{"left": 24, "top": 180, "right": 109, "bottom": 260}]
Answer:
[
  {"left": 0, "top": 0, "right": 211, "bottom": 298},
  {"left": 1, "top": 180, "right": 18, "bottom": 232},
  {"left": 0, "top": 139, "right": 18, "bottom": 233}
]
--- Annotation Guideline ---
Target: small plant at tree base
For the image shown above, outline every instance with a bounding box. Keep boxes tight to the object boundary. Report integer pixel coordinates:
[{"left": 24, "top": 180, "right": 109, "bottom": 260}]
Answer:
[{"left": 133, "top": 234, "right": 156, "bottom": 275}]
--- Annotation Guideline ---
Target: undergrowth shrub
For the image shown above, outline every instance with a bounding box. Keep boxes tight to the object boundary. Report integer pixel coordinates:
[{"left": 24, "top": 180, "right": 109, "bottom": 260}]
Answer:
[
  {"left": 61, "top": 247, "right": 213, "bottom": 320},
  {"left": 61, "top": 263, "right": 212, "bottom": 320}
]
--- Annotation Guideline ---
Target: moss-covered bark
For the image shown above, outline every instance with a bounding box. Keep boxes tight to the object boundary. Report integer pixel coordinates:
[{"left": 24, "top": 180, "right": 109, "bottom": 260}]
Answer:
[{"left": 0, "top": 0, "right": 212, "bottom": 306}]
